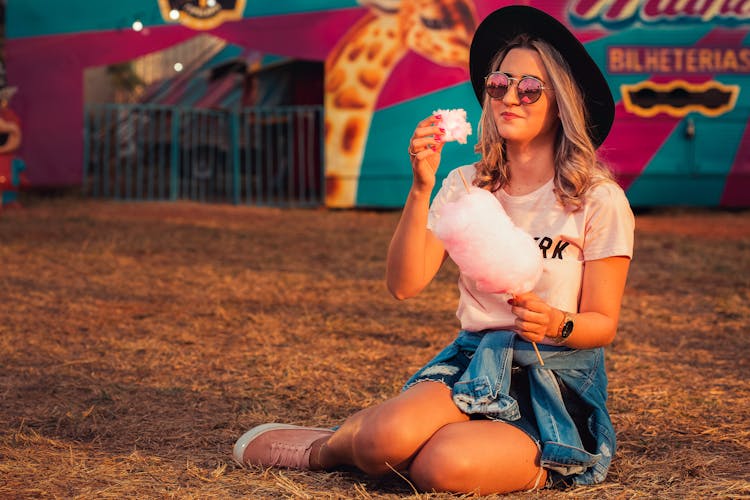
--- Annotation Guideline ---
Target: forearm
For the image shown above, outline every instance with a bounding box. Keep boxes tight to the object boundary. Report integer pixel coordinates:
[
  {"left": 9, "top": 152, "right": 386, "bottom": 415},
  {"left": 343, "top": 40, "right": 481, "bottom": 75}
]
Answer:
[
  {"left": 385, "top": 186, "right": 442, "bottom": 299},
  {"left": 547, "top": 308, "right": 619, "bottom": 349},
  {"left": 388, "top": 114, "right": 447, "bottom": 299},
  {"left": 513, "top": 258, "right": 629, "bottom": 349}
]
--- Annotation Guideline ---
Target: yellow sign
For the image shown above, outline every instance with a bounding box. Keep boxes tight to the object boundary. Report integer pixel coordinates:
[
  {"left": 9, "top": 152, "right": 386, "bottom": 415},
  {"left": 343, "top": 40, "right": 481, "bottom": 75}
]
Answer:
[
  {"left": 158, "top": 0, "right": 247, "bottom": 30},
  {"left": 621, "top": 80, "right": 740, "bottom": 118}
]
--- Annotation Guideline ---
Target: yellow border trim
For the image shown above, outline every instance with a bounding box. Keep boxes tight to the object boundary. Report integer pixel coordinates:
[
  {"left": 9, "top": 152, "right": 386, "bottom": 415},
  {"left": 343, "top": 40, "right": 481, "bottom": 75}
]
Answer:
[
  {"left": 620, "top": 79, "right": 740, "bottom": 118},
  {"left": 158, "top": 0, "right": 247, "bottom": 31}
]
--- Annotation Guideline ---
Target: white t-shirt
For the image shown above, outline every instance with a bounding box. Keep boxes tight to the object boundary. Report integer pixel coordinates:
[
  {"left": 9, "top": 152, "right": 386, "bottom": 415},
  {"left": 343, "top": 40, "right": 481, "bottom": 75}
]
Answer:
[{"left": 427, "top": 165, "right": 635, "bottom": 339}]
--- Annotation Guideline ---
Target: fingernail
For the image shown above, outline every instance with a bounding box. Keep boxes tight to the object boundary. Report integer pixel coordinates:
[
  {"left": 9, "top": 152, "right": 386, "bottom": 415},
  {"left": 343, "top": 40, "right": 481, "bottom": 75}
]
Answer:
[
  {"left": 435, "top": 136, "right": 442, "bottom": 142},
  {"left": 435, "top": 114, "right": 442, "bottom": 119},
  {"left": 439, "top": 127, "right": 445, "bottom": 133},
  {"left": 429, "top": 144, "right": 435, "bottom": 150},
  {"left": 507, "top": 299, "right": 514, "bottom": 305}
]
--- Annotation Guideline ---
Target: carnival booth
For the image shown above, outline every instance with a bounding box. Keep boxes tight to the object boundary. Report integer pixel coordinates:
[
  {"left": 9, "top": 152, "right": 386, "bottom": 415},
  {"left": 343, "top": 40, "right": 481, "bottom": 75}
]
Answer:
[{"left": 5, "top": 0, "right": 750, "bottom": 207}]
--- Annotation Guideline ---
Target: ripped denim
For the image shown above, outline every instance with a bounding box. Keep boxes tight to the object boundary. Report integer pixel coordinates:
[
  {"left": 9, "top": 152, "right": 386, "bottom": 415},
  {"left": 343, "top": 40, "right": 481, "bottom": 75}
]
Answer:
[{"left": 403, "top": 329, "right": 616, "bottom": 487}]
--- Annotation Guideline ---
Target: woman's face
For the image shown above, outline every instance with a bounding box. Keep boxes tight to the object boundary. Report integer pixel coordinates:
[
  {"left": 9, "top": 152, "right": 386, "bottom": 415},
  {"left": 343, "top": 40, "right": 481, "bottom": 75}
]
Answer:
[{"left": 490, "top": 47, "right": 559, "bottom": 146}]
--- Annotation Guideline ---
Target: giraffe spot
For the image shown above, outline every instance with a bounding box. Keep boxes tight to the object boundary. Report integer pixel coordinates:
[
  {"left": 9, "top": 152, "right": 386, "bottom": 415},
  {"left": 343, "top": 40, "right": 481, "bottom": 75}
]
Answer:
[
  {"left": 386, "top": 29, "right": 395, "bottom": 38},
  {"left": 334, "top": 88, "right": 368, "bottom": 110},
  {"left": 326, "top": 69, "right": 346, "bottom": 93},
  {"left": 358, "top": 68, "right": 381, "bottom": 90},
  {"left": 342, "top": 118, "right": 363, "bottom": 154},
  {"left": 326, "top": 175, "right": 341, "bottom": 200},
  {"left": 367, "top": 42, "right": 382, "bottom": 61},
  {"left": 381, "top": 48, "right": 399, "bottom": 69},
  {"left": 347, "top": 43, "right": 365, "bottom": 62}
]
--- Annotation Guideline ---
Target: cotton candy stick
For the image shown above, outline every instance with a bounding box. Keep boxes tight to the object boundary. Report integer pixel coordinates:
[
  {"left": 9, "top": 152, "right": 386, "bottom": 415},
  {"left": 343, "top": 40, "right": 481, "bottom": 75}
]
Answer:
[
  {"left": 452, "top": 169, "right": 545, "bottom": 366},
  {"left": 456, "top": 168, "right": 472, "bottom": 191}
]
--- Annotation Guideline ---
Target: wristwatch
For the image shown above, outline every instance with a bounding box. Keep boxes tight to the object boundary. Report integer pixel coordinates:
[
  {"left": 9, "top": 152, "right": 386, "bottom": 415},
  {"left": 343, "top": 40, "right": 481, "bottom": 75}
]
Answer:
[{"left": 551, "top": 311, "right": 575, "bottom": 344}]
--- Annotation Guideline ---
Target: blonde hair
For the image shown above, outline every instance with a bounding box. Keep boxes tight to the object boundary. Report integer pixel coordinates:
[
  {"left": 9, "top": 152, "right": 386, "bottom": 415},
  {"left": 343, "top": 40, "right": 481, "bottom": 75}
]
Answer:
[{"left": 473, "top": 35, "right": 614, "bottom": 210}]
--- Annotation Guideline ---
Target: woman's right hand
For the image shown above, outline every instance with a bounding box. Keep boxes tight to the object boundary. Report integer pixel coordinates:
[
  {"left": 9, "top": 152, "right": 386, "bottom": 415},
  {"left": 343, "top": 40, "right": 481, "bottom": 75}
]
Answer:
[{"left": 408, "top": 114, "right": 445, "bottom": 194}]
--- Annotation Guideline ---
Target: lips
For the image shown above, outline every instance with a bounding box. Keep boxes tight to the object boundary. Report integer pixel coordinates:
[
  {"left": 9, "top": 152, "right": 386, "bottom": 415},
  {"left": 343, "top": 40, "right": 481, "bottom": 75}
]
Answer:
[{"left": 501, "top": 112, "right": 521, "bottom": 120}]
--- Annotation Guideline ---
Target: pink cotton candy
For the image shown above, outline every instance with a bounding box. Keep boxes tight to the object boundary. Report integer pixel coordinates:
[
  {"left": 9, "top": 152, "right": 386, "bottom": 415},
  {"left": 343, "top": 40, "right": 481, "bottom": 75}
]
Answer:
[
  {"left": 432, "top": 187, "right": 543, "bottom": 295},
  {"left": 433, "top": 108, "right": 472, "bottom": 144}
]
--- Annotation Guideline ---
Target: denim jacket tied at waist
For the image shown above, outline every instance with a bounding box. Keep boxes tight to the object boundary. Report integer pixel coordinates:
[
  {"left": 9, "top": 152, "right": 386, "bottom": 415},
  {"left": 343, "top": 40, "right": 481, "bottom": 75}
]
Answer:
[{"left": 450, "top": 329, "right": 615, "bottom": 487}]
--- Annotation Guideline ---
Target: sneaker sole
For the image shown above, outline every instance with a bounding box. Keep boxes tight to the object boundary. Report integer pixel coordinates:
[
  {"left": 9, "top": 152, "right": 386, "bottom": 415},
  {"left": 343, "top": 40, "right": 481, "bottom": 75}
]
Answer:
[{"left": 232, "top": 423, "right": 333, "bottom": 465}]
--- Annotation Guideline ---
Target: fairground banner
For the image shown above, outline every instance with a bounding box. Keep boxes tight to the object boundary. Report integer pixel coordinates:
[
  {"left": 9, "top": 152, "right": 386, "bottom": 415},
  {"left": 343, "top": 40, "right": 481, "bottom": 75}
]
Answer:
[{"left": 5, "top": 0, "right": 750, "bottom": 206}]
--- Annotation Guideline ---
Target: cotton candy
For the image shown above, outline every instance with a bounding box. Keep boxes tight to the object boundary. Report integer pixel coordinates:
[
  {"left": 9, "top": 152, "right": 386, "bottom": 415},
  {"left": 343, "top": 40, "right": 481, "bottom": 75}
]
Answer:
[
  {"left": 433, "top": 108, "right": 472, "bottom": 144},
  {"left": 432, "top": 186, "right": 543, "bottom": 295}
]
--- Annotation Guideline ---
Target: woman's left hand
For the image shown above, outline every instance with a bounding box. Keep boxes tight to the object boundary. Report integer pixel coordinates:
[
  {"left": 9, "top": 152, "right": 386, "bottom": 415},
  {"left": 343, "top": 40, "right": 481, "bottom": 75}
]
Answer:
[{"left": 508, "top": 292, "right": 559, "bottom": 343}]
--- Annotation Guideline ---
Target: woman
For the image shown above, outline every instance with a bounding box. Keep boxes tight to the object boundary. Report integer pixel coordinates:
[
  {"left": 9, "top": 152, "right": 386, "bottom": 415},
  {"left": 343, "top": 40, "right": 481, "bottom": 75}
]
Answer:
[{"left": 233, "top": 6, "right": 634, "bottom": 494}]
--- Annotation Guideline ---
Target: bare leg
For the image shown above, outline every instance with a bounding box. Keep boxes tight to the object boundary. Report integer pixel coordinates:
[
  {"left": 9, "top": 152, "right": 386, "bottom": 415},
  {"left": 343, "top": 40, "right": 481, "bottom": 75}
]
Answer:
[
  {"left": 408, "top": 420, "right": 547, "bottom": 495},
  {"left": 311, "top": 381, "right": 468, "bottom": 475}
]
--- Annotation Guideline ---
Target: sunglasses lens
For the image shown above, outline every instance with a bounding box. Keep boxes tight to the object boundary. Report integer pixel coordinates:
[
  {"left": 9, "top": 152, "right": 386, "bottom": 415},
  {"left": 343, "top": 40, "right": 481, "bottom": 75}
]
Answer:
[
  {"left": 517, "top": 77, "right": 543, "bottom": 104},
  {"left": 485, "top": 73, "right": 509, "bottom": 99},
  {"left": 485, "top": 73, "right": 546, "bottom": 104}
]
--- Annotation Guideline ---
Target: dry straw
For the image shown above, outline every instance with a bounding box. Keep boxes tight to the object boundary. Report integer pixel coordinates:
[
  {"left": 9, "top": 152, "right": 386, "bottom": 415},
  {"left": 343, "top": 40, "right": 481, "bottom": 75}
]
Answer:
[{"left": 1, "top": 198, "right": 748, "bottom": 498}]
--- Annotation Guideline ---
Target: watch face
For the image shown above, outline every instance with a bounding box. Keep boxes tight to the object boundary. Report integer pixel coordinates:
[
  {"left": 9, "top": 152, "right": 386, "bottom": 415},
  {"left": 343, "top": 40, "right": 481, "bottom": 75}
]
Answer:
[{"left": 561, "top": 320, "right": 574, "bottom": 338}]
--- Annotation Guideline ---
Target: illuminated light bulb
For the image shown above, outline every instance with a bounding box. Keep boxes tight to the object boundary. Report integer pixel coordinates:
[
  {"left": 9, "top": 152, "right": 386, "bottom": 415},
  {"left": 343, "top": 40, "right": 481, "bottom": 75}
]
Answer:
[
  {"left": 207, "top": 0, "right": 217, "bottom": 7},
  {"left": 132, "top": 20, "right": 144, "bottom": 32},
  {"left": 174, "top": 62, "right": 184, "bottom": 72},
  {"left": 169, "top": 9, "right": 180, "bottom": 20}
]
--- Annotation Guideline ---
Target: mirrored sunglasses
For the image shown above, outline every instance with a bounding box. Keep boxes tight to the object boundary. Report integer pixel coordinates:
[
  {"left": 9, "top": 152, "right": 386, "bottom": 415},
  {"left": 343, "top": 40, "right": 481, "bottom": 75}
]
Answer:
[{"left": 484, "top": 72, "right": 552, "bottom": 104}]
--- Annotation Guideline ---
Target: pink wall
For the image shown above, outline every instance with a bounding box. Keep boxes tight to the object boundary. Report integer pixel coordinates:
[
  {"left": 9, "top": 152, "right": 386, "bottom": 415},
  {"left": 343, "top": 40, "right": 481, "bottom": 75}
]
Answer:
[
  {"left": 5, "top": 9, "right": 363, "bottom": 187},
  {"left": 6, "top": 26, "right": 196, "bottom": 186}
]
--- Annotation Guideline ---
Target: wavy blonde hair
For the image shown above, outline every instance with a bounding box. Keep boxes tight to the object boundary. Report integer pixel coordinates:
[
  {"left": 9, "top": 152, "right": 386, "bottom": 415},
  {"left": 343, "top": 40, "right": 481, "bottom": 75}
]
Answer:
[{"left": 473, "top": 35, "right": 613, "bottom": 210}]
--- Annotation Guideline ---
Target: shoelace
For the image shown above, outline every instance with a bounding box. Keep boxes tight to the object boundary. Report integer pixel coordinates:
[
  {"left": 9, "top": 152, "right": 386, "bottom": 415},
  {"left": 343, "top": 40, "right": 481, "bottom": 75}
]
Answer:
[{"left": 269, "top": 441, "right": 312, "bottom": 468}]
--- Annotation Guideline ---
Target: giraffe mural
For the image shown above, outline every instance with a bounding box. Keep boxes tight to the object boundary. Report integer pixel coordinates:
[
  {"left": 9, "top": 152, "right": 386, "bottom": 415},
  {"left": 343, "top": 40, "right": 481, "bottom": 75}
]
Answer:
[
  {"left": 10, "top": 3, "right": 748, "bottom": 207},
  {"left": 324, "top": 0, "right": 478, "bottom": 208}
]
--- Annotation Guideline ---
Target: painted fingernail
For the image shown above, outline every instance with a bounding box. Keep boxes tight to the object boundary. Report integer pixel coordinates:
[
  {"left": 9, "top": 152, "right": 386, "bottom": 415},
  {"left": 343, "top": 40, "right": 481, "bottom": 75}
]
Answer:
[
  {"left": 435, "top": 135, "right": 442, "bottom": 142},
  {"left": 439, "top": 127, "right": 446, "bottom": 133},
  {"left": 507, "top": 299, "right": 515, "bottom": 305},
  {"left": 434, "top": 114, "right": 442, "bottom": 119}
]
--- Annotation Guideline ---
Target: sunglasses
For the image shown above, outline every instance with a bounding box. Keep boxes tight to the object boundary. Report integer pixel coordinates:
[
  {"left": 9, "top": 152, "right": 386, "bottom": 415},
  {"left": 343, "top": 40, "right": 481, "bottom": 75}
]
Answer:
[{"left": 484, "top": 72, "right": 552, "bottom": 104}]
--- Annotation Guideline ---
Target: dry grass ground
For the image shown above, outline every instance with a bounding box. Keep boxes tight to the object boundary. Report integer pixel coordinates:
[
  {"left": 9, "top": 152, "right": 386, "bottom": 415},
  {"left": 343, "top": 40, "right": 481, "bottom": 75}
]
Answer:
[{"left": 1, "top": 197, "right": 749, "bottom": 499}]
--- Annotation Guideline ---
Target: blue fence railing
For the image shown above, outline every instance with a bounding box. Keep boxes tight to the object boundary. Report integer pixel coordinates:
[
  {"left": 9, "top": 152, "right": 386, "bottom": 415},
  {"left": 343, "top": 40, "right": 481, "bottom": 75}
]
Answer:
[{"left": 83, "top": 104, "right": 324, "bottom": 207}]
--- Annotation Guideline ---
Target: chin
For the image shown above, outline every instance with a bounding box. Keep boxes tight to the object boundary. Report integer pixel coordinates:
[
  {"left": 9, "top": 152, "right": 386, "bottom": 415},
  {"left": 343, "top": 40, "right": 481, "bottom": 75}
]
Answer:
[{"left": 498, "top": 130, "right": 531, "bottom": 143}]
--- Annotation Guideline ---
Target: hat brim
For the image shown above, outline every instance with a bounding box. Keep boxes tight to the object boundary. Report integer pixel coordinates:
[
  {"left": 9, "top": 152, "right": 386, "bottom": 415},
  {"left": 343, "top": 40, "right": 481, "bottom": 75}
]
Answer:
[{"left": 469, "top": 6, "right": 614, "bottom": 148}]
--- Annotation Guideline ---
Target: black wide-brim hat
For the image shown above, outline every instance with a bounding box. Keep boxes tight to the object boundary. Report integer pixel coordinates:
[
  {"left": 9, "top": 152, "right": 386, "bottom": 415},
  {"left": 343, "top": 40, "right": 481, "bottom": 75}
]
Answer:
[{"left": 469, "top": 5, "right": 614, "bottom": 148}]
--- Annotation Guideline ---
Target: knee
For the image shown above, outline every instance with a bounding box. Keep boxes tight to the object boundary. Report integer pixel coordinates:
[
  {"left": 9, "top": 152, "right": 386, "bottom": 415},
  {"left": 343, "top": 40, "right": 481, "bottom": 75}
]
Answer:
[
  {"left": 350, "top": 410, "right": 423, "bottom": 474},
  {"left": 409, "top": 439, "right": 475, "bottom": 493},
  {"left": 408, "top": 436, "right": 545, "bottom": 495}
]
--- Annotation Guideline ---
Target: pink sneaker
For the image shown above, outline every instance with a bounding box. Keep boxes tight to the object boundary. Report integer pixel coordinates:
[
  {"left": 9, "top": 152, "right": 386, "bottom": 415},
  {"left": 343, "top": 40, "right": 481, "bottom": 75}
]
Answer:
[{"left": 232, "top": 423, "right": 334, "bottom": 469}]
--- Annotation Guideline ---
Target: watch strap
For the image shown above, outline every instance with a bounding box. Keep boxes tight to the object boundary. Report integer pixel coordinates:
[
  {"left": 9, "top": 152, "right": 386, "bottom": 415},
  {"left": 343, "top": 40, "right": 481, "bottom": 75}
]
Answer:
[{"left": 551, "top": 310, "right": 574, "bottom": 343}]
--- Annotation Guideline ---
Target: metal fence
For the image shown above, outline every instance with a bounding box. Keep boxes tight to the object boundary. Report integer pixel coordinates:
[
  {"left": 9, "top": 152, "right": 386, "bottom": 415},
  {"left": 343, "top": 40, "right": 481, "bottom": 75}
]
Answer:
[{"left": 83, "top": 104, "right": 324, "bottom": 207}]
